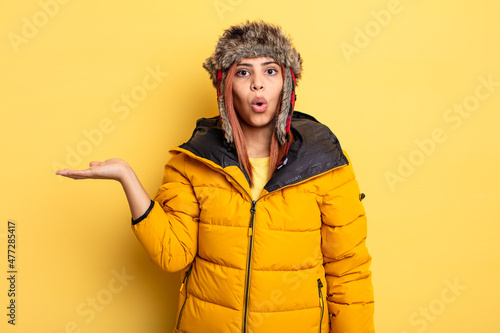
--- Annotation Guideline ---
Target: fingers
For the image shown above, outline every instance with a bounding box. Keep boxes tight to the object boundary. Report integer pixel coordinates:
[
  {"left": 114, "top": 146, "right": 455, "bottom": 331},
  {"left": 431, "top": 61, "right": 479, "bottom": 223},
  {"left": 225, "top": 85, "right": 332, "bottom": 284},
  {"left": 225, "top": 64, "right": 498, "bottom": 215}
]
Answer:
[
  {"left": 55, "top": 160, "right": 102, "bottom": 178},
  {"left": 55, "top": 169, "right": 71, "bottom": 176},
  {"left": 55, "top": 159, "right": 125, "bottom": 181},
  {"left": 55, "top": 168, "right": 94, "bottom": 179}
]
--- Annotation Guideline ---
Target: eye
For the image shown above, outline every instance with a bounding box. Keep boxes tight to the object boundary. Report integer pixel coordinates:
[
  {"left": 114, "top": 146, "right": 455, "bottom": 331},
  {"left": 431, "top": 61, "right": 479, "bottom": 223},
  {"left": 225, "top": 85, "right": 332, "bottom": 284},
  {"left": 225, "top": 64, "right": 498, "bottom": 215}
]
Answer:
[
  {"left": 266, "top": 68, "right": 278, "bottom": 75},
  {"left": 236, "top": 69, "right": 249, "bottom": 77}
]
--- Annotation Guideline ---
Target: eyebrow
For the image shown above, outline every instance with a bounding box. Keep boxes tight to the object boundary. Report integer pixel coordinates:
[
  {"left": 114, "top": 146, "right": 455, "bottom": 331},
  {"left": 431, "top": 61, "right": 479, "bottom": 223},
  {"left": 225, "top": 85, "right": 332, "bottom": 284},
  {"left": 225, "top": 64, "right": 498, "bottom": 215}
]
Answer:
[{"left": 236, "top": 61, "right": 279, "bottom": 67}]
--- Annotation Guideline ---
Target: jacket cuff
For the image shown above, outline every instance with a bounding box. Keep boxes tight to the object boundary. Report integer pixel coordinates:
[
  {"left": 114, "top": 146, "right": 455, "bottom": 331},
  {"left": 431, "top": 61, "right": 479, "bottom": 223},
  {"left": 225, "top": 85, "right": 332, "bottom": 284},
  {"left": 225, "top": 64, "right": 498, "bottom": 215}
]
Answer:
[{"left": 131, "top": 200, "right": 155, "bottom": 225}]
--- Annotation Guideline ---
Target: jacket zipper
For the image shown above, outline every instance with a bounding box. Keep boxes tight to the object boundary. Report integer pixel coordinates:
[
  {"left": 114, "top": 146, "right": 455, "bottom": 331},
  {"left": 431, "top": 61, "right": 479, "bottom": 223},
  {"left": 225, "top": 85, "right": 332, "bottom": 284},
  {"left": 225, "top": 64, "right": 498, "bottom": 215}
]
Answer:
[
  {"left": 175, "top": 149, "right": 346, "bottom": 331},
  {"left": 317, "top": 279, "right": 324, "bottom": 333},
  {"left": 242, "top": 200, "right": 257, "bottom": 333},
  {"left": 176, "top": 264, "right": 193, "bottom": 330}
]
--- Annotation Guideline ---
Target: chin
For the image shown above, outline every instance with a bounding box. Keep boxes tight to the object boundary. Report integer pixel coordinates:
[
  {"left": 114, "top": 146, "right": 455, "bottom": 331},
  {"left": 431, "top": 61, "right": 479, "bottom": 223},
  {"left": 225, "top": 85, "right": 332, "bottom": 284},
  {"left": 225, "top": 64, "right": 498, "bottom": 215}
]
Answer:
[{"left": 251, "top": 117, "right": 275, "bottom": 129}]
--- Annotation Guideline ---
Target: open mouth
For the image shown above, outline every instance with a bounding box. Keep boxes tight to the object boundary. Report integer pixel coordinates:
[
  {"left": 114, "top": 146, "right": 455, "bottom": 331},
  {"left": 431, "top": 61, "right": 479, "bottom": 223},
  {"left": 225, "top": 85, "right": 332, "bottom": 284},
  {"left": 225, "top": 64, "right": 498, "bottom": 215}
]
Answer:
[{"left": 252, "top": 97, "right": 268, "bottom": 112}]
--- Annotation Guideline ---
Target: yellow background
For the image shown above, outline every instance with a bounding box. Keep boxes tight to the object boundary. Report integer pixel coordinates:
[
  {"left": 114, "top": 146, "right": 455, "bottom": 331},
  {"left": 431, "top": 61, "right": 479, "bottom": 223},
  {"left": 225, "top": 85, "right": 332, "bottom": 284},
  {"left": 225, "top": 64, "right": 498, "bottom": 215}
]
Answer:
[{"left": 1, "top": 0, "right": 499, "bottom": 332}]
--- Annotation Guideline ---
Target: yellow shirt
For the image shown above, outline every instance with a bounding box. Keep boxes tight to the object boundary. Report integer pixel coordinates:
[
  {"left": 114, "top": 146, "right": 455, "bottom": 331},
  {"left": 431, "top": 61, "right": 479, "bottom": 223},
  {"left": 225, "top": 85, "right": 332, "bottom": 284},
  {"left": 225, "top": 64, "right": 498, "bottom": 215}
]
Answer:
[{"left": 249, "top": 156, "right": 270, "bottom": 200}]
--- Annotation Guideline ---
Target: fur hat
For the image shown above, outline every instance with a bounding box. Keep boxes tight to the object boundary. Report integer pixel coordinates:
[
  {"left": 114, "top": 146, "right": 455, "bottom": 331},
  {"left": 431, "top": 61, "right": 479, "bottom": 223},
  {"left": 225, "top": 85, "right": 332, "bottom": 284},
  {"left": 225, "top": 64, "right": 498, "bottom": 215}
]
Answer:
[{"left": 203, "top": 21, "right": 302, "bottom": 146}]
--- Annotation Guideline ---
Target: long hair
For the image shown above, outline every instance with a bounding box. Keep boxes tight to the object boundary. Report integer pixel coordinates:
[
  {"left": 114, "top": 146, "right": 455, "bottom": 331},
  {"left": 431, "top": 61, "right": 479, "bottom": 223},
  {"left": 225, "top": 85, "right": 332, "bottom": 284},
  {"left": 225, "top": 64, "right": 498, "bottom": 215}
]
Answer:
[{"left": 224, "top": 63, "right": 290, "bottom": 187}]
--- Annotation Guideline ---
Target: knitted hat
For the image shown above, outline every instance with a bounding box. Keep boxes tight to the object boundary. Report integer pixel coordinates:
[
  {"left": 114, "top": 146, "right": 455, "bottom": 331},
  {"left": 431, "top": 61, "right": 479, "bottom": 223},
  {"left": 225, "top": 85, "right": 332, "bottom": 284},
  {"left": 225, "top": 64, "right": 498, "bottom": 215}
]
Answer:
[{"left": 203, "top": 21, "right": 303, "bottom": 146}]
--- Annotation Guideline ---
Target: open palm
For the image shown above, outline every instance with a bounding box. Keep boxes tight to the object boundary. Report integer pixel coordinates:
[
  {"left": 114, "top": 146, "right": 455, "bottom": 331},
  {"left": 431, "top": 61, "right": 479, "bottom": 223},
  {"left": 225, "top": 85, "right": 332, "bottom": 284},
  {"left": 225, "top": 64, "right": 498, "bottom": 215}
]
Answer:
[{"left": 55, "top": 158, "right": 128, "bottom": 181}]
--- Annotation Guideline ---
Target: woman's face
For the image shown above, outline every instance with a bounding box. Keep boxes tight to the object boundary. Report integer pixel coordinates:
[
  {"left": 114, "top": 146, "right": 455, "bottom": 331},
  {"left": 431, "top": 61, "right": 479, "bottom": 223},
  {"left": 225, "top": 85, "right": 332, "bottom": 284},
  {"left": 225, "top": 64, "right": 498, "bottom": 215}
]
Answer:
[{"left": 232, "top": 57, "right": 283, "bottom": 132}]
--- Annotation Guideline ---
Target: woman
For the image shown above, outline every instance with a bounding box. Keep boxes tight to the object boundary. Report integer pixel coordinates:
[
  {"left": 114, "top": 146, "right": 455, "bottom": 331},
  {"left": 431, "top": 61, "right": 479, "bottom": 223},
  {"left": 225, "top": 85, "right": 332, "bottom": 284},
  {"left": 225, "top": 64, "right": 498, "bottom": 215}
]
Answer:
[{"left": 57, "top": 21, "right": 374, "bottom": 333}]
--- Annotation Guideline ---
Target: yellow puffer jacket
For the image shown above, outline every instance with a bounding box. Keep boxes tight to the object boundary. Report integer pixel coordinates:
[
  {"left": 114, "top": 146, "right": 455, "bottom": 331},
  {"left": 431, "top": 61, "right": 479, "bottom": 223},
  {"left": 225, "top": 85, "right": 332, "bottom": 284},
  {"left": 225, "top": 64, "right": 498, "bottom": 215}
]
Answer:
[{"left": 132, "top": 112, "right": 374, "bottom": 332}]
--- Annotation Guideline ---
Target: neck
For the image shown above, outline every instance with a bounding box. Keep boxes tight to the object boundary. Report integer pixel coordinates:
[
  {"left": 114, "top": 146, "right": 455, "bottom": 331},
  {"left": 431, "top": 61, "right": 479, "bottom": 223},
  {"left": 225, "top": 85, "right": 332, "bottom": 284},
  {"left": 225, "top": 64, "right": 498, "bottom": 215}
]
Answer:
[{"left": 240, "top": 123, "right": 273, "bottom": 158}]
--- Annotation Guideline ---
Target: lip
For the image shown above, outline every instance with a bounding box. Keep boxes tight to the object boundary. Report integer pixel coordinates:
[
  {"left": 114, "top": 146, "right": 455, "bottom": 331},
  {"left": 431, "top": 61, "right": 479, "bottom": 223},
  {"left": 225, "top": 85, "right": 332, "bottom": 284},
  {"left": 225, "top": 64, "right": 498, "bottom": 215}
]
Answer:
[{"left": 251, "top": 97, "right": 268, "bottom": 112}]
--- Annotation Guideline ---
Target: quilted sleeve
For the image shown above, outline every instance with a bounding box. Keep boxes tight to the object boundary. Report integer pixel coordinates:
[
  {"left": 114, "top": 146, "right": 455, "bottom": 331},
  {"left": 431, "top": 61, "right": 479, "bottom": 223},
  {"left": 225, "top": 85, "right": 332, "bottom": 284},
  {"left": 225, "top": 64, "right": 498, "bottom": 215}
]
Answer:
[
  {"left": 320, "top": 152, "right": 374, "bottom": 332},
  {"left": 132, "top": 153, "right": 200, "bottom": 272}
]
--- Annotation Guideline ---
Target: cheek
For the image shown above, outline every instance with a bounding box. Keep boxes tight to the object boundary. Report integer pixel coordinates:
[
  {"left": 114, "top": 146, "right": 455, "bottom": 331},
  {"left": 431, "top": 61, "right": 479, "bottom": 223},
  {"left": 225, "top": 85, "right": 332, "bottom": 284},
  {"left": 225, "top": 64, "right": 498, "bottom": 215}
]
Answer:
[
  {"left": 232, "top": 91, "right": 242, "bottom": 110},
  {"left": 273, "top": 81, "right": 284, "bottom": 99},
  {"left": 233, "top": 87, "right": 249, "bottom": 108},
  {"left": 272, "top": 87, "right": 283, "bottom": 104},
  {"left": 232, "top": 85, "right": 241, "bottom": 102}
]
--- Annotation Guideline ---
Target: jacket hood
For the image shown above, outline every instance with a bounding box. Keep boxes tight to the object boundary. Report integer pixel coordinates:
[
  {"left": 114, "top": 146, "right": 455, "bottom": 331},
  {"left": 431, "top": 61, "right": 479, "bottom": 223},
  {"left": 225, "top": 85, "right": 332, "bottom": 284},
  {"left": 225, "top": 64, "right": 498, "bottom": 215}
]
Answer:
[{"left": 175, "top": 111, "right": 348, "bottom": 192}]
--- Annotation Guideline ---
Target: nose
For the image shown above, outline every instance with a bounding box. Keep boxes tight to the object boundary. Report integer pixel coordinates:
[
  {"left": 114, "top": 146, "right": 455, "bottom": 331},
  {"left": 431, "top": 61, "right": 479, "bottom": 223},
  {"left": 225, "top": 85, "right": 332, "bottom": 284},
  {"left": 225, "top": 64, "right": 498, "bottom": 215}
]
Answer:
[
  {"left": 251, "top": 72, "right": 264, "bottom": 91},
  {"left": 251, "top": 83, "right": 263, "bottom": 91}
]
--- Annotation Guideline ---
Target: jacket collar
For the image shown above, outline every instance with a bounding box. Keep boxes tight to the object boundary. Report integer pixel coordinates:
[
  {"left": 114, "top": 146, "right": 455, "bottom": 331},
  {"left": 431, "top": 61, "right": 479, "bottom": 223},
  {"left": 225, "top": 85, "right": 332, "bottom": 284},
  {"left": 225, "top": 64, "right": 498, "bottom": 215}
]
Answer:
[{"left": 172, "top": 111, "right": 348, "bottom": 193}]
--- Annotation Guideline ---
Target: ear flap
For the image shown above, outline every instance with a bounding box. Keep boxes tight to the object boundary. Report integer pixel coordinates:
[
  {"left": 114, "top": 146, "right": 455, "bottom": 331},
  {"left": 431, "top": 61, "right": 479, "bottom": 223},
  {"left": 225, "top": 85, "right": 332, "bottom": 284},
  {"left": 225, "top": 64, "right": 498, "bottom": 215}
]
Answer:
[{"left": 276, "top": 67, "right": 297, "bottom": 146}]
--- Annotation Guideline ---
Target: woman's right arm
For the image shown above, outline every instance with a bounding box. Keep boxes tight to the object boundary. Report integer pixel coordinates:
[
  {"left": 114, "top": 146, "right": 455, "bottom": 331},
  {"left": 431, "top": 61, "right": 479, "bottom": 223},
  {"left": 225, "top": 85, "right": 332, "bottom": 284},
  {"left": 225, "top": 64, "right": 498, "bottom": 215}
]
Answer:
[
  {"left": 56, "top": 156, "right": 199, "bottom": 272},
  {"left": 56, "top": 158, "right": 151, "bottom": 220}
]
